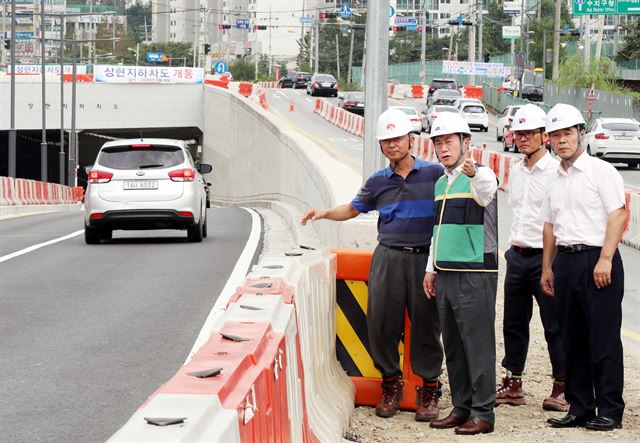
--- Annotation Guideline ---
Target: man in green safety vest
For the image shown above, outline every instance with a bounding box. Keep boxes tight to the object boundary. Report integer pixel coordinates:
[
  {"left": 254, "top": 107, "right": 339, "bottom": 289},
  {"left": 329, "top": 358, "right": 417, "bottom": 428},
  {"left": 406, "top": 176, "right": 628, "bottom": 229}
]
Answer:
[{"left": 423, "top": 112, "right": 499, "bottom": 435}]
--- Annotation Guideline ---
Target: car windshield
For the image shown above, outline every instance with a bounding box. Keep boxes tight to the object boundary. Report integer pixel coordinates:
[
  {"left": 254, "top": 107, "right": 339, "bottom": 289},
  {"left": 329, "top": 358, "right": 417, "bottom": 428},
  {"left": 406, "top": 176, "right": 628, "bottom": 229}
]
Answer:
[
  {"left": 297, "top": 73, "right": 310, "bottom": 78},
  {"left": 463, "top": 105, "right": 486, "bottom": 114},
  {"left": 286, "top": 72, "right": 297, "bottom": 78},
  {"left": 345, "top": 92, "right": 364, "bottom": 101},
  {"left": 315, "top": 75, "right": 336, "bottom": 82},
  {"left": 432, "top": 81, "right": 456, "bottom": 89},
  {"left": 395, "top": 107, "right": 418, "bottom": 116},
  {"left": 434, "top": 106, "right": 459, "bottom": 113},
  {"left": 601, "top": 122, "right": 640, "bottom": 132},
  {"left": 98, "top": 145, "right": 184, "bottom": 170},
  {"left": 437, "top": 90, "right": 461, "bottom": 97}
]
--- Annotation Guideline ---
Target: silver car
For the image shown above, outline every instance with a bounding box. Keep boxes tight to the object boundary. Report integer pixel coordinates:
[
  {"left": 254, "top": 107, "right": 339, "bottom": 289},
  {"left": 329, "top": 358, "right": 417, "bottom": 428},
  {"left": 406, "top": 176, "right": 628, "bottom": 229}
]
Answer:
[
  {"left": 83, "top": 138, "right": 212, "bottom": 244},
  {"left": 582, "top": 118, "right": 640, "bottom": 168}
]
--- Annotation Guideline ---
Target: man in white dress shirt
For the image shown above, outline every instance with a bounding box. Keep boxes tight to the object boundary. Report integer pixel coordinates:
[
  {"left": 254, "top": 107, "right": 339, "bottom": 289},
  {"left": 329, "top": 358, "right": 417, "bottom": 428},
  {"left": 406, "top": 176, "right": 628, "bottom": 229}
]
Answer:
[
  {"left": 496, "top": 104, "right": 568, "bottom": 412},
  {"left": 540, "top": 103, "right": 627, "bottom": 432}
]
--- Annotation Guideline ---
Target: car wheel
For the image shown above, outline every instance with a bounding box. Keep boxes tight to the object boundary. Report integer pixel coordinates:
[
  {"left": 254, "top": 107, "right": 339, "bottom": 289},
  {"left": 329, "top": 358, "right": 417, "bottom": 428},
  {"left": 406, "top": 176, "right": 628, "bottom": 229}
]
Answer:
[
  {"left": 202, "top": 210, "right": 208, "bottom": 238},
  {"left": 101, "top": 228, "right": 112, "bottom": 241},
  {"left": 85, "top": 224, "right": 101, "bottom": 244},
  {"left": 496, "top": 128, "right": 502, "bottom": 141},
  {"left": 503, "top": 140, "right": 509, "bottom": 151},
  {"left": 586, "top": 145, "right": 592, "bottom": 156},
  {"left": 484, "top": 126, "right": 488, "bottom": 132},
  {"left": 187, "top": 218, "right": 204, "bottom": 243}
]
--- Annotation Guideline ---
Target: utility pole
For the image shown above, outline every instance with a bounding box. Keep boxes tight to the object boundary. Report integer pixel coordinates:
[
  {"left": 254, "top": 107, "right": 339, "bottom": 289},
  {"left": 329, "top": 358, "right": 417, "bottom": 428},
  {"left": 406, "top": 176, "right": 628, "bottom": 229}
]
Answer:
[
  {"left": 478, "top": 0, "right": 484, "bottom": 63},
  {"left": 359, "top": 24, "right": 366, "bottom": 88},
  {"left": 519, "top": 0, "right": 525, "bottom": 53},
  {"left": 269, "top": 5, "right": 272, "bottom": 75},
  {"left": 552, "top": 0, "right": 561, "bottom": 80},
  {"left": 59, "top": 13, "right": 64, "bottom": 185},
  {"left": 449, "top": 27, "right": 455, "bottom": 60},
  {"left": 362, "top": 1, "right": 388, "bottom": 181},
  {"left": 40, "top": 0, "right": 47, "bottom": 181},
  {"left": 510, "top": 15, "right": 515, "bottom": 59},
  {"left": 314, "top": 20, "right": 319, "bottom": 73},
  {"left": 300, "top": 0, "right": 305, "bottom": 67},
  {"left": 468, "top": 2, "right": 476, "bottom": 85},
  {"left": 308, "top": 18, "right": 313, "bottom": 66},
  {"left": 335, "top": 33, "right": 340, "bottom": 80},
  {"left": 69, "top": 37, "right": 77, "bottom": 187},
  {"left": 584, "top": 16, "right": 591, "bottom": 68},
  {"left": 9, "top": 0, "right": 16, "bottom": 177},
  {"left": 595, "top": 15, "right": 604, "bottom": 59},
  {"left": 347, "top": 26, "right": 354, "bottom": 84},
  {"left": 420, "top": 2, "right": 426, "bottom": 83}
]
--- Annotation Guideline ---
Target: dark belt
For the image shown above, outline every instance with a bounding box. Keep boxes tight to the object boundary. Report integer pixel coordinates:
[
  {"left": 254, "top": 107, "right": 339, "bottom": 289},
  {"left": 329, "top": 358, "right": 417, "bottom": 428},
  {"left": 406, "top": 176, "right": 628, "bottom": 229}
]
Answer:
[
  {"left": 557, "top": 244, "right": 601, "bottom": 253},
  {"left": 511, "top": 245, "right": 543, "bottom": 256},
  {"left": 381, "top": 244, "right": 429, "bottom": 254}
]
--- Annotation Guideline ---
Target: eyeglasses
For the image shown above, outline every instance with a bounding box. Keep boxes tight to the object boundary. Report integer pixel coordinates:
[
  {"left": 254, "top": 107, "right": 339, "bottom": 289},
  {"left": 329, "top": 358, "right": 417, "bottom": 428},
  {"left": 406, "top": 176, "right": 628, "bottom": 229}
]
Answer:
[{"left": 514, "top": 130, "right": 541, "bottom": 140}]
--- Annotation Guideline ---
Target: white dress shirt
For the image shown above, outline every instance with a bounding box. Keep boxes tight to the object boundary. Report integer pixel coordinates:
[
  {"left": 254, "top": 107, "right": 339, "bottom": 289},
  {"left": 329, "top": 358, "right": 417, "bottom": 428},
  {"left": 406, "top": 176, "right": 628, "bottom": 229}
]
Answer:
[
  {"left": 508, "top": 152, "right": 559, "bottom": 249},
  {"left": 426, "top": 163, "right": 498, "bottom": 273},
  {"left": 541, "top": 152, "right": 625, "bottom": 247}
]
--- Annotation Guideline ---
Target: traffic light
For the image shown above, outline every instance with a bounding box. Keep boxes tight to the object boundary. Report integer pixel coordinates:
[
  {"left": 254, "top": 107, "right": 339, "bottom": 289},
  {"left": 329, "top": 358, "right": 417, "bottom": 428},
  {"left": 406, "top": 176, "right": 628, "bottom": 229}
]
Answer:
[
  {"left": 3, "top": 38, "right": 9, "bottom": 50},
  {"left": 389, "top": 25, "right": 407, "bottom": 31},
  {"left": 447, "top": 19, "right": 473, "bottom": 26},
  {"left": 320, "top": 11, "right": 337, "bottom": 20},
  {"left": 217, "top": 24, "right": 231, "bottom": 30},
  {"left": 253, "top": 25, "right": 267, "bottom": 30},
  {"left": 204, "top": 43, "right": 210, "bottom": 54}
]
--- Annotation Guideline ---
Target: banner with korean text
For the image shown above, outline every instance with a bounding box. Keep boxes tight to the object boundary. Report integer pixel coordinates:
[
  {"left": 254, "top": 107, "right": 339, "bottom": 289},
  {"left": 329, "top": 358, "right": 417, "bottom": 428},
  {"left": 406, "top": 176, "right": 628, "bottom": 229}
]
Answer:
[
  {"left": 8, "top": 64, "right": 89, "bottom": 75},
  {"left": 94, "top": 66, "right": 205, "bottom": 84},
  {"left": 442, "top": 61, "right": 512, "bottom": 78}
]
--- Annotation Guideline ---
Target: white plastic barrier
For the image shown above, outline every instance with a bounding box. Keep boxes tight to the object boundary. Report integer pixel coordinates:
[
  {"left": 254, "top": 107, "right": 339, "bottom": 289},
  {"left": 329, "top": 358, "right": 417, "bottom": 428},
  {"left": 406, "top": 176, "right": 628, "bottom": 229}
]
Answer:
[
  {"left": 0, "top": 176, "right": 78, "bottom": 206},
  {"left": 624, "top": 191, "right": 640, "bottom": 249},
  {"left": 313, "top": 98, "right": 364, "bottom": 138}
]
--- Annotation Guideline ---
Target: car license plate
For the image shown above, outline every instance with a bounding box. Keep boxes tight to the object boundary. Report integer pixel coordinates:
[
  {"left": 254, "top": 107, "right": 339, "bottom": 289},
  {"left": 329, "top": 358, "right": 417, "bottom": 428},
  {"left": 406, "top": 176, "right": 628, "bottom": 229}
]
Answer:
[
  {"left": 123, "top": 180, "right": 158, "bottom": 190},
  {"left": 357, "top": 103, "right": 364, "bottom": 107},
  {"left": 322, "top": 83, "right": 331, "bottom": 87},
  {"left": 614, "top": 135, "right": 631, "bottom": 140}
]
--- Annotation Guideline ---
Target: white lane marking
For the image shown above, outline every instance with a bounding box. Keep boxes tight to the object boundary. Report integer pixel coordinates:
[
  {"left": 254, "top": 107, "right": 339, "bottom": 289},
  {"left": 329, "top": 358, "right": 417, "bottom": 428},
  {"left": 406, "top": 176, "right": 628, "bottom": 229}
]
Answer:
[
  {"left": 328, "top": 137, "right": 336, "bottom": 142},
  {"left": 0, "top": 230, "right": 83, "bottom": 264},
  {"left": 185, "top": 207, "right": 262, "bottom": 363},
  {"left": 349, "top": 138, "right": 360, "bottom": 142},
  {"left": 305, "top": 97, "right": 312, "bottom": 103}
]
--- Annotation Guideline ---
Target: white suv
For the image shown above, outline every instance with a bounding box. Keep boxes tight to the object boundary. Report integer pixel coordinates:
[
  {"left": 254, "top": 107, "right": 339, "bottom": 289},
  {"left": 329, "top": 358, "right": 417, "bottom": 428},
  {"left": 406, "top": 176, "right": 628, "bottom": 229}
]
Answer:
[{"left": 83, "top": 138, "right": 212, "bottom": 244}]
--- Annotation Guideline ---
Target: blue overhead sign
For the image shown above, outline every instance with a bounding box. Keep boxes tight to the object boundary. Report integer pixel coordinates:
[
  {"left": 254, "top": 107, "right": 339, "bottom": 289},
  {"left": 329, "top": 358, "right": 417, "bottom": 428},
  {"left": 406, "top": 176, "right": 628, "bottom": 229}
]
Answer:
[
  {"left": 146, "top": 52, "right": 165, "bottom": 63},
  {"left": 394, "top": 17, "right": 418, "bottom": 26},
  {"left": 236, "top": 19, "right": 250, "bottom": 29},
  {"left": 338, "top": 2, "right": 352, "bottom": 18},
  {"left": 299, "top": 16, "right": 314, "bottom": 24},
  {"left": 457, "top": 15, "right": 463, "bottom": 25}
]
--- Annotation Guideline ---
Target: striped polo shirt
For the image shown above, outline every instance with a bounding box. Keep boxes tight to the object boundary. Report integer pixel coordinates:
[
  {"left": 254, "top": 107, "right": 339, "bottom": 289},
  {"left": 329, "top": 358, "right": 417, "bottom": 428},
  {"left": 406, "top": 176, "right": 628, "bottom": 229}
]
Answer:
[{"left": 351, "top": 157, "right": 444, "bottom": 248}]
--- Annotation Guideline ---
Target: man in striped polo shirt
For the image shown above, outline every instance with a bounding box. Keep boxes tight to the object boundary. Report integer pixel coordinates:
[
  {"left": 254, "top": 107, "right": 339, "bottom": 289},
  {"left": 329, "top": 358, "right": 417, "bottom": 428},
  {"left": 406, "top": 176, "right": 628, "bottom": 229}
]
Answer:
[{"left": 301, "top": 108, "right": 445, "bottom": 421}]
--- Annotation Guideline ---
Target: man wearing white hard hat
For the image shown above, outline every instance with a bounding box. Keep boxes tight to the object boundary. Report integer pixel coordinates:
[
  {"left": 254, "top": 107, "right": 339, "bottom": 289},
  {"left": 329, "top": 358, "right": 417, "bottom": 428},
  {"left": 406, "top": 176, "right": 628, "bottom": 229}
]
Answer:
[
  {"left": 540, "top": 103, "right": 627, "bottom": 431},
  {"left": 423, "top": 112, "right": 499, "bottom": 435},
  {"left": 496, "top": 104, "right": 568, "bottom": 412},
  {"left": 301, "top": 108, "right": 445, "bottom": 421}
]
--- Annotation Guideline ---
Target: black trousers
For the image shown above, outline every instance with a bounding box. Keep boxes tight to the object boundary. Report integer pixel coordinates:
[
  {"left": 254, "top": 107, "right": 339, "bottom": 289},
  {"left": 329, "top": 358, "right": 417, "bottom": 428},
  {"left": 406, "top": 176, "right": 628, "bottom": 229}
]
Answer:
[
  {"left": 553, "top": 248, "right": 625, "bottom": 421},
  {"left": 367, "top": 244, "right": 443, "bottom": 381},
  {"left": 502, "top": 247, "right": 565, "bottom": 378}
]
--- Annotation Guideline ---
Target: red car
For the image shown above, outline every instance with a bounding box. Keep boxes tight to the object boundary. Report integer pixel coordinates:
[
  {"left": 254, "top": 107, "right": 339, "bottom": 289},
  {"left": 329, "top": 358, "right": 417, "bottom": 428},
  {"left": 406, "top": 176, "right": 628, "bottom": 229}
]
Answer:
[{"left": 503, "top": 128, "right": 517, "bottom": 152}]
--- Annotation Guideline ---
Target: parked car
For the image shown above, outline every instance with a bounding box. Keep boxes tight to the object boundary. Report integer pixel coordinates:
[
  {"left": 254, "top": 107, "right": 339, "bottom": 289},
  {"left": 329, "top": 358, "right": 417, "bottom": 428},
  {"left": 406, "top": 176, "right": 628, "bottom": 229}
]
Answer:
[
  {"left": 338, "top": 91, "right": 365, "bottom": 115},
  {"left": 422, "top": 105, "right": 462, "bottom": 132},
  {"left": 460, "top": 103, "right": 489, "bottom": 132},
  {"left": 427, "top": 78, "right": 459, "bottom": 99},
  {"left": 520, "top": 85, "right": 543, "bottom": 102},
  {"left": 582, "top": 118, "right": 640, "bottom": 168},
  {"left": 496, "top": 105, "right": 521, "bottom": 141},
  {"left": 278, "top": 71, "right": 298, "bottom": 88},
  {"left": 390, "top": 106, "right": 423, "bottom": 133},
  {"left": 307, "top": 73, "right": 339, "bottom": 97},
  {"left": 428, "top": 88, "right": 462, "bottom": 107},
  {"left": 83, "top": 138, "right": 212, "bottom": 244}
]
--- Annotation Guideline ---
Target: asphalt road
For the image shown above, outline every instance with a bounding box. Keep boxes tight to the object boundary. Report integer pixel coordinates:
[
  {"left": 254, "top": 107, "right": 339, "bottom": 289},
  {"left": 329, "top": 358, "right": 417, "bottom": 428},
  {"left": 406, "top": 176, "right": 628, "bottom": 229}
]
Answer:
[
  {"left": 0, "top": 207, "right": 254, "bottom": 443},
  {"left": 268, "top": 87, "right": 640, "bottom": 350}
]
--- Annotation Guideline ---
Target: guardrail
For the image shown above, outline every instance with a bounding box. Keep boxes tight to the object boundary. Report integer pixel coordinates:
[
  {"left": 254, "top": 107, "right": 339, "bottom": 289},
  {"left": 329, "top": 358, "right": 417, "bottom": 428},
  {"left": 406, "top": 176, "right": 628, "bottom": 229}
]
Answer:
[{"left": 0, "top": 176, "right": 81, "bottom": 206}]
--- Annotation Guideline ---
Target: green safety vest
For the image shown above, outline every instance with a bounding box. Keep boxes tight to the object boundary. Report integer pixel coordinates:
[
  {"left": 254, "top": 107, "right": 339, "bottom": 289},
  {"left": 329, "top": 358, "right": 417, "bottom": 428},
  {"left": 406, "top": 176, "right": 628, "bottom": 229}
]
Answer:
[{"left": 433, "top": 167, "right": 498, "bottom": 272}]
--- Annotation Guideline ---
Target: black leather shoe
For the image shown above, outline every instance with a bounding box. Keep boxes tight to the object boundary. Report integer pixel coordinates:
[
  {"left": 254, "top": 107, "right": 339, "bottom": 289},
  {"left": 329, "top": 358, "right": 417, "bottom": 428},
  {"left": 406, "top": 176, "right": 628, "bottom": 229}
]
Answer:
[
  {"left": 547, "top": 414, "right": 594, "bottom": 428},
  {"left": 585, "top": 416, "right": 622, "bottom": 431}
]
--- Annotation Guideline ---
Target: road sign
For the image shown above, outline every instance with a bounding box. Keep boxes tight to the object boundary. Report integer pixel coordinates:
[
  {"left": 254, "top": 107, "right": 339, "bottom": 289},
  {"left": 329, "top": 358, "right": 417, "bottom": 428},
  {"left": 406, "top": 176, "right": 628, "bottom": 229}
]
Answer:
[
  {"left": 502, "top": 26, "right": 521, "bottom": 39},
  {"left": 457, "top": 15, "right": 463, "bottom": 26},
  {"left": 146, "top": 52, "right": 165, "bottom": 62},
  {"left": 236, "top": 19, "right": 250, "bottom": 29},
  {"left": 213, "top": 60, "right": 228, "bottom": 75},
  {"left": 586, "top": 84, "right": 598, "bottom": 100},
  {"left": 573, "top": 0, "right": 640, "bottom": 14},
  {"left": 299, "top": 16, "right": 314, "bottom": 24},
  {"left": 394, "top": 17, "right": 418, "bottom": 26},
  {"left": 503, "top": 1, "right": 522, "bottom": 15},
  {"left": 338, "top": 2, "right": 352, "bottom": 18},
  {"left": 389, "top": 5, "right": 395, "bottom": 17}
]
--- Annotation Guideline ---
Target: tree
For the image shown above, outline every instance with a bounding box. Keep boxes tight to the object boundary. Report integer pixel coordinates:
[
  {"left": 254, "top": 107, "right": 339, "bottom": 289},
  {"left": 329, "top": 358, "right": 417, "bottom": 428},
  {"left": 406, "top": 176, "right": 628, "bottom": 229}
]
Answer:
[
  {"left": 557, "top": 55, "right": 621, "bottom": 91},
  {"left": 525, "top": 0, "right": 574, "bottom": 75},
  {"left": 126, "top": 1, "right": 152, "bottom": 44},
  {"left": 615, "top": 19, "right": 640, "bottom": 62},
  {"left": 482, "top": 0, "right": 512, "bottom": 58},
  {"left": 229, "top": 59, "right": 256, "bottom": 81}
]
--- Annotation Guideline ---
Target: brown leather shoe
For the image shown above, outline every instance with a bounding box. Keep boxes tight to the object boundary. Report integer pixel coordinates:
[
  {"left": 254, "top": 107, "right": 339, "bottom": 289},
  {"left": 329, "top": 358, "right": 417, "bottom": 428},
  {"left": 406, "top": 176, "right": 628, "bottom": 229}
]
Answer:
[
  {"left": 375, "top": 379, "right": 403, "bottom": 418},
  {"left": 496, "top": 376, "right": 525, "bottom": 406},
  {"left": 543, "top": 381, "right": 569, "bottom": 412},
  {"left": 415, "top": 386, "right": 440, "bottom": 422},
  {"left": 430, "top": 411, "right": 468, "bottom": 429},
  {"left": 454, "top": 417, "right": 495, "bottom": 435}
]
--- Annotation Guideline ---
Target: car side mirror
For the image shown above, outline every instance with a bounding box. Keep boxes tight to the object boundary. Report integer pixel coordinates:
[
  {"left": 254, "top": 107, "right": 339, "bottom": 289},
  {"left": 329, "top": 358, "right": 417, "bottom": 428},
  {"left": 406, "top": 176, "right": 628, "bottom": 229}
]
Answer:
[
  {"left": 198, "top": 163, "right": 213, "bottom": 174},
  {"left": 206, "top": 182, "right": 212, "bottom": 187}
]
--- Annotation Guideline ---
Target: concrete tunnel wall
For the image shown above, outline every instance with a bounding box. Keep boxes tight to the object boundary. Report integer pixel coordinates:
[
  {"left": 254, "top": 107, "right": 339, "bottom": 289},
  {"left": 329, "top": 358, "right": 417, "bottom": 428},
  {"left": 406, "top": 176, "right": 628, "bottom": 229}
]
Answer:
[{"left": 201, "top": 85, "right": 367, "bottom": 248}]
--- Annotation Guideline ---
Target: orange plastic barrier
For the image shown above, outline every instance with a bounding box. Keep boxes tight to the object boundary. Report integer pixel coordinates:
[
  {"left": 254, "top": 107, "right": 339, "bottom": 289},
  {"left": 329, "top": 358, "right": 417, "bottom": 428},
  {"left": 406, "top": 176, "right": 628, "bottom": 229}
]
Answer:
[
  {"left": 74, "top": 186, "right": 84, "bottom": 202},
  {"left": 228, "top": 277, "right": 295, "bottom": 305},
  {"left": 204, "top": 78, "right": 230, "bottom": 89},
  {"left": 463, "top": 85, "right": 483, "bottom": 99},
  {"left": 238, "top": 82, "right": 253, "bottom": 97},
  {"left": 498, "top": 155, "right": 512, "bottom": 191},
  {"left": 62, "top": 74, "right": 95, "bottom": 82},
  {"left": 411, "top": 84, "right": 424, "bottom": 99},
  {"left": 331, "top": 248, "right": 423, "bottom": 411}
]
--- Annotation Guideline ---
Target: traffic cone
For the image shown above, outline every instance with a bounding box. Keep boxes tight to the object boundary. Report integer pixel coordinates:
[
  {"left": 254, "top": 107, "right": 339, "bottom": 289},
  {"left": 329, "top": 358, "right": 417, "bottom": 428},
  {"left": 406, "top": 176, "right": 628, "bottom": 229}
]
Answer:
[{"left": 289, "top": 100, "right": 295, "bottom": 112}]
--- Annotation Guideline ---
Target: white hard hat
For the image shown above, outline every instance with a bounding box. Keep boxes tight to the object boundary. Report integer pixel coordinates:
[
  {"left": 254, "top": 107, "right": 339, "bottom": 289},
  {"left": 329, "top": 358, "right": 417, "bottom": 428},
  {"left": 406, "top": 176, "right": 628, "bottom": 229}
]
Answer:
[
  {"left": 511, "top": 104, "right": 547, "bottom": 131},
  {"left": 429, "top": 112, "right": 471, "bottom": 139},
  {"left": 375, "top": 108, "right": 415, "bottom": 140},
  {"left": 546, "top": 103, "right": 585, "bottom": 133}
]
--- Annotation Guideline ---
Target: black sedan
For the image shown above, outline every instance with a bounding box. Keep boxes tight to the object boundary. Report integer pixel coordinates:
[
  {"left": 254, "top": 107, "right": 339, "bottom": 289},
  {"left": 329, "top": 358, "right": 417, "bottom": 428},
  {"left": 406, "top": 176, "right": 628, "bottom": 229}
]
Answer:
[
  {"left": 337, "top": 92, "right": 365, "bottom": 115},
  {"left": 293, "top": 72, "right": 311, "bottom": 89},
  {"left": 520, "top": 85, "right": 543, "bottom": 102},
  {"left": 307, "top": 74, "right": 339, "bottom": 97}
]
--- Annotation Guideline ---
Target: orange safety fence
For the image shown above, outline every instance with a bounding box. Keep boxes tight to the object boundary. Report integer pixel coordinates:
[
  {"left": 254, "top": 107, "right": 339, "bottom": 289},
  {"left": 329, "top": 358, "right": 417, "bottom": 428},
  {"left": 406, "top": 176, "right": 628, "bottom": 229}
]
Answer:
[
  {"left": 62, "top": 74, "right": 95, "bottom": 82},
  {"left": 463, "top": 85, "right": 483, "bottom": 99},
  {"left": 331, "top": 248, "right": 423, "bottom": 411}
]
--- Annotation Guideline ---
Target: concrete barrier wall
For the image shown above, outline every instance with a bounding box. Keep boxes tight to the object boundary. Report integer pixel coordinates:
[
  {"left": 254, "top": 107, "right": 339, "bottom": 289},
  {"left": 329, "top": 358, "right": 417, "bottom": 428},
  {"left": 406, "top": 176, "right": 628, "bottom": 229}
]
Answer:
[{"left": 201, "top": 85, "right": 363, "bottom": 247}]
